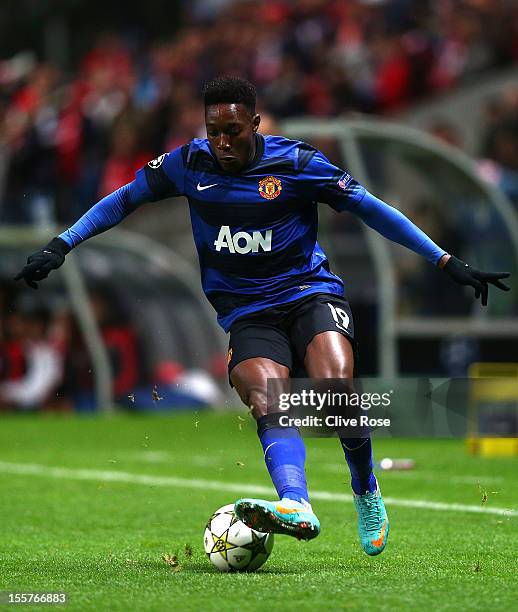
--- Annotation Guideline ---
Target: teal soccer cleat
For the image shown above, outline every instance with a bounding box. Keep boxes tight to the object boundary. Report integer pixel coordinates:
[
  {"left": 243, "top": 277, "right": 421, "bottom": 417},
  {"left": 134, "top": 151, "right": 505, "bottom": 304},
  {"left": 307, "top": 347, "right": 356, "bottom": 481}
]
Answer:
[
  {"left": 234, "top": 498, "right": 320, "bottom": 541},
  {"left": 353, "top": 485, "right": 389, "bottom": 556}
]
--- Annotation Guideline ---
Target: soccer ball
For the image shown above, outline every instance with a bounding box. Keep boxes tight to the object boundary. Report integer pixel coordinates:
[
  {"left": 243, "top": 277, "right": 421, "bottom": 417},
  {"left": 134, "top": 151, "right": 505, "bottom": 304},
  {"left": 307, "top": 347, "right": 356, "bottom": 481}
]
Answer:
[{"left": 203, "top": 504, "right": 274, "bottom": 571}]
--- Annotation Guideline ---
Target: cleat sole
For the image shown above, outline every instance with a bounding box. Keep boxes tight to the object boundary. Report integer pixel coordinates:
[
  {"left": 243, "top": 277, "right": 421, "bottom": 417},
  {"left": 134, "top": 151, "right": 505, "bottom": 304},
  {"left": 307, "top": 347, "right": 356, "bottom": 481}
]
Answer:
[{"left": 235, "top": 500, "right": 320, "bottom": 541}]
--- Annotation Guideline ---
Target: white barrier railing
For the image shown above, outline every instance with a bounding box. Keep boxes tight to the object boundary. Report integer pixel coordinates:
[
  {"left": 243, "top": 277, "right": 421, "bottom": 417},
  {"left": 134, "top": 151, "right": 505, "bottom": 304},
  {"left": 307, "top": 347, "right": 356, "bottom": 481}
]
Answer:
[{"left": 0, "top": 227, "right": 227, "bottom": 412}]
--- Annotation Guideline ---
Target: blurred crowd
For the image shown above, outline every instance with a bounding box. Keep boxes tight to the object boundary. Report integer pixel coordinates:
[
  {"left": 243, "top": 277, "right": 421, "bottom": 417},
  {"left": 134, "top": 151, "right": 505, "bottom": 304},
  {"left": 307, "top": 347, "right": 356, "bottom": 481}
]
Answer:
[
  {"left": 0, "top": 282, "right": 224, "bottom": 412},
  {"left": 189, "top": 0, "right": 518, "bottom": 115},
  {"left": 1, "top": 0, "right": 518, "bottom": 406},
  {"left": 1, "top": 0, "right": 518, "bottom": 224}
]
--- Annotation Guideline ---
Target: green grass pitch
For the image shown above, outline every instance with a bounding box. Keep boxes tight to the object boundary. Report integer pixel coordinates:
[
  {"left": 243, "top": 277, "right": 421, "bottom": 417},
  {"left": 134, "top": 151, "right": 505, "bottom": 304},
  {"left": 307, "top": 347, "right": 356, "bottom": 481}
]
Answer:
[{"left": 0, "top": 412, "right": 517, "bottom": 611}]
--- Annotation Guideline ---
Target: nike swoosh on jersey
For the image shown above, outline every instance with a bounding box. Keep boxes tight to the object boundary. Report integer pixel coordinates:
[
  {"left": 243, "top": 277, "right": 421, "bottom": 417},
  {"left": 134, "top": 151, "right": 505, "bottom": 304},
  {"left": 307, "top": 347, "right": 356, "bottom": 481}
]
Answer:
[{"left": 197, "top": 182, "right": 218, "bottom": 191}]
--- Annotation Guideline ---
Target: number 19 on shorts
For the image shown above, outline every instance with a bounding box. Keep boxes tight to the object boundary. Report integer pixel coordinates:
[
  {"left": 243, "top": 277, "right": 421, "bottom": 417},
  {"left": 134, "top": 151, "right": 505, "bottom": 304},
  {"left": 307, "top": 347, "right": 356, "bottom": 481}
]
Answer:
[{"left": 327, "top": 302, "right": 350, "bottom": 332}]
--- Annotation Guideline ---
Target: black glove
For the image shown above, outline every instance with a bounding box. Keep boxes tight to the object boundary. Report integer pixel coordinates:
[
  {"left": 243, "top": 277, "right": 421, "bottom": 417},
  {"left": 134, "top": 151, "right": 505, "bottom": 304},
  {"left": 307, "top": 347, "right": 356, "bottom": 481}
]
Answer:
[
  {"left": 443, "top": 255, "right": 510, "bottom": 306},
  {"left": 14, "top": 237, "right": 71, "bottom": 289}
]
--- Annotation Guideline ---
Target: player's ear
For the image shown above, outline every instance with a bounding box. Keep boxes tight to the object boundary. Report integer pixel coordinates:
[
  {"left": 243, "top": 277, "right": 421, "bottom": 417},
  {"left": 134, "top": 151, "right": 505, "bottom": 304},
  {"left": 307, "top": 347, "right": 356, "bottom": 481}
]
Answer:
[{"left": 252, "top": 113, "right": 260, "bottom": 133}]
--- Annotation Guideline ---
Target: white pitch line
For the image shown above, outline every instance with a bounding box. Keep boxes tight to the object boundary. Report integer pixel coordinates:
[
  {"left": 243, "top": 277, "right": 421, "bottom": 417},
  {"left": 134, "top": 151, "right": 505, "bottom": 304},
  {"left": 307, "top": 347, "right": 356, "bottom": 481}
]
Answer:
[
  {"left": 318, "top": 463, "right": 505, "bottom": 485},
  {"left": 0, "top": 461, "right": 516, "bottom": 518},
  {"left": 122, "top": 451, "right": 220, "bottom": 467},
  {"left": 124, "top": 455, "right": 505, "bottom": 486}
]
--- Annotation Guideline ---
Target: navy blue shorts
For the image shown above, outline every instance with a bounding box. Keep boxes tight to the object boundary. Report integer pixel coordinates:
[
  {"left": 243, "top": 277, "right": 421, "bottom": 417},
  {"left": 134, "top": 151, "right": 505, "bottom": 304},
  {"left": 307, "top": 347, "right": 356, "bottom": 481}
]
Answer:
[{"left": 227, "top": 292, "right": 355, "bottom": 382}]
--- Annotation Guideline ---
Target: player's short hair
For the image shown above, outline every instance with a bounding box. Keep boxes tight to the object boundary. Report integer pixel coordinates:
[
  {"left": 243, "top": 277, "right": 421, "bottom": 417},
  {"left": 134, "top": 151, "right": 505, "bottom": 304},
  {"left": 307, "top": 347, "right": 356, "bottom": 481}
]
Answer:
[{"left": 203, "top": 76, "right": 256, "bottom": 115}]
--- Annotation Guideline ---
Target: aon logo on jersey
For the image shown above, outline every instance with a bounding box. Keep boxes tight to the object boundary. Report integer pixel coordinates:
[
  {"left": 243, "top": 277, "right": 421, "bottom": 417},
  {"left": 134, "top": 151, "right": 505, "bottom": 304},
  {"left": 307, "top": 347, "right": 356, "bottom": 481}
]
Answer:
[{"left": 214, "top": 226, "right": 272, "bottom": 254}]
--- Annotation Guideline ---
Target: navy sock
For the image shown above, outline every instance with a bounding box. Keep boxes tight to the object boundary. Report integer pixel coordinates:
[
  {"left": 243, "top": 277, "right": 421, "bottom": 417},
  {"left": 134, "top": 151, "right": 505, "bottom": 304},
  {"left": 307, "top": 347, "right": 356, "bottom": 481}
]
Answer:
[
  {"left": 257, "top": 414, "right": 309, "bottom": 504},
  {"left": 340, "top": 437, "right": 377, "bottom": 495}
]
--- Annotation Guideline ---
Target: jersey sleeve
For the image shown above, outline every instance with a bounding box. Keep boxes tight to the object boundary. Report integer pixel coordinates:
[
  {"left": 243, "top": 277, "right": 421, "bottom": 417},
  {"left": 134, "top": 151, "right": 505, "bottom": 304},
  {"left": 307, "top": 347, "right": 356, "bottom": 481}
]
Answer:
[
  {"left": 135, "top": 146, "right": 186, "bottom": 202},
  {"left": 299, "top": 146, "right": 446, "bottom": 265},
  {"left": 298, "top": 148, "right": 366, "bottom": 212},
  {"left": 59, "top": 181, "right": 148, "bottom": 249}
]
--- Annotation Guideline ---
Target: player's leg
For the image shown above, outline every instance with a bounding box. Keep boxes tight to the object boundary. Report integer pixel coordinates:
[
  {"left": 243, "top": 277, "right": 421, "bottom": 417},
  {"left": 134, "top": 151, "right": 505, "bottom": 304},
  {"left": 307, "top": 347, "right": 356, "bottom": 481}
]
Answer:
[
  {"left": 231, "top": 357, "right": 309, "bottom": 505},
  {"left": 303, "top": 331, "right": 377, "bottom": 497},
  {"left": 228, "top": 318, "right": 319, "bottom": 539},
  {"left": 292, "top": 295, "right": 389, "bottom": 555},
  {"left": 231, "top": 358, "right": 320, "bottom": 539}
]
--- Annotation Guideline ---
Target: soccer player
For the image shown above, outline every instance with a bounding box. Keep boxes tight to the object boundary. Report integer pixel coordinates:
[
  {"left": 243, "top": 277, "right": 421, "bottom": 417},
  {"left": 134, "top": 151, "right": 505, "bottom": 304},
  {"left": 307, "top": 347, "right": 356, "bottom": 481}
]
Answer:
[{"left": 15, "top": 77, "right": 510, "bottom": 556}]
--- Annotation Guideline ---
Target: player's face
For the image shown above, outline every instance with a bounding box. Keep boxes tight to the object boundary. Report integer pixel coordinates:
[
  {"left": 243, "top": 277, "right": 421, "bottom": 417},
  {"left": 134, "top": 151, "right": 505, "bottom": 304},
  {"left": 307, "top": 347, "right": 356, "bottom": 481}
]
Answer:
[{"left": 205, "top": 104, "right": 260, "bottom": 173}]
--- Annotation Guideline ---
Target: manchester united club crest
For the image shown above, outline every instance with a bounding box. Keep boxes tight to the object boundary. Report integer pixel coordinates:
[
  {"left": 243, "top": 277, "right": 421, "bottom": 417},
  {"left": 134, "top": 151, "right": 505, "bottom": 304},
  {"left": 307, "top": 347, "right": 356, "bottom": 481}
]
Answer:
[{"left": 258, "top": 176, "right": 282, "bottom": 200}]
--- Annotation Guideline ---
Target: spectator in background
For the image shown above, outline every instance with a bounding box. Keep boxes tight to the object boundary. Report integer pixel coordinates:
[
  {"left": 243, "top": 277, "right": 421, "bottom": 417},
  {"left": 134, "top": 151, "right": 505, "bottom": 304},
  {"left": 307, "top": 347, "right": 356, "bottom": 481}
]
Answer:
[
  {"left": 60, "top": 287, "right": 140, "bottom": 410},
  {"left": 372, "top": 33, "right": 411, "bottom": 112},
  {"left": 0, "top": 299, "right": 63, "bottom": 411},
  {"left": 478, "top": 90, "right": 518, "bottom": 206},
  {"left": 0, "top": 282, "right": 24, "bottom": 388},
  {"left": 98, "top": 121, "right": 150, "bottom": 197},
  {"left": 0, "top": 62, "right": 60, "bottom": 225},
  {"left": 257, "top": 109, "right": 279, "bottom": 135},
  {"left": 427, "top": 99, "right": 518, "bottom": 209},
  {"left": 89, "top": 289, "right": 140, "bottom": 398},
  {"left": 428, "top": 119, "right": 463, "bottom": 150},
  {"left": 164, "top": 102, "right": 205, "bottom": 151},
  {"left": 1, "top": 0, "right": 518, "bottom": 236}
]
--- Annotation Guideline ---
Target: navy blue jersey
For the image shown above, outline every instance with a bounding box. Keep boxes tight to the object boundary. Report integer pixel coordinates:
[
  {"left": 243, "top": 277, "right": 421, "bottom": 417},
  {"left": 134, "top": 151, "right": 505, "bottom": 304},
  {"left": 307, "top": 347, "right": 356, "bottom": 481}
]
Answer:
[
  {"left": 135, "top": 134, "right": 366, "bottom": 330},
  {"left": 60, "top": 133, "right": 445, "bottom": 332}
]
